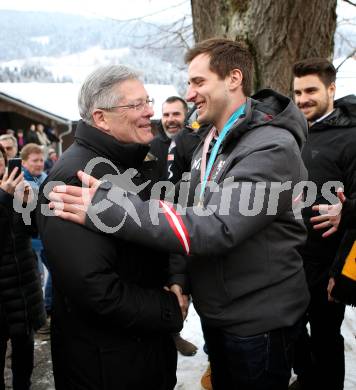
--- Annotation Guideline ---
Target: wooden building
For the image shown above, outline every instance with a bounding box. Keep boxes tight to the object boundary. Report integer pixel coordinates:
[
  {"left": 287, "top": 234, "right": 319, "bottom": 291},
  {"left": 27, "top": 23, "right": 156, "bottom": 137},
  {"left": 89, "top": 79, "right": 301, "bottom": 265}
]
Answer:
[{"left": 0, "top": 83, "right": 80, "bottom": 153}]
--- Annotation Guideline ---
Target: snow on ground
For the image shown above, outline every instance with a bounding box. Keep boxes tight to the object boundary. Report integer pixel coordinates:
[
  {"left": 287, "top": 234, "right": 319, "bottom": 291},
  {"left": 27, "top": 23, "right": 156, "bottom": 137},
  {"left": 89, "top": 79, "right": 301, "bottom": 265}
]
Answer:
[
  {"left": 343, "top": 307, "right": 356, "bottom": 389},
  {"left": 175, "top": 308, "right": 207, "bottom": 390},
  {"left": 176, "top": 305, "right": 356, "bottom": 390}
]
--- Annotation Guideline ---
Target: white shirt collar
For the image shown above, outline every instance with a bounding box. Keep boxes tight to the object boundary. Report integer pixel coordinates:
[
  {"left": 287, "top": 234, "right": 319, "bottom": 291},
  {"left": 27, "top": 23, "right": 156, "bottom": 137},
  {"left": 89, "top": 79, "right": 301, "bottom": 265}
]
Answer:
[{"left": 311, "top": 109, "right": 335, "bottom": 126}]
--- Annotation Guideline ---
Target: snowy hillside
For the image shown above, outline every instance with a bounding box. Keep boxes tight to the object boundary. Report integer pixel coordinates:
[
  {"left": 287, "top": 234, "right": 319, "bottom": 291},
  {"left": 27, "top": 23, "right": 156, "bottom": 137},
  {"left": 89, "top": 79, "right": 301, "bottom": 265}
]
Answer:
[{"left": 0, "top": 10, "right": 189, "bottom": 93}]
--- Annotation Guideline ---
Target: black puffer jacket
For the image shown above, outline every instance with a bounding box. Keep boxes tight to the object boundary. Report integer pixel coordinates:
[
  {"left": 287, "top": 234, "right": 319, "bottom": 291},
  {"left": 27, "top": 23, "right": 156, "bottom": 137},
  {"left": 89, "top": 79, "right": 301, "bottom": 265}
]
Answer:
[
  {"left": 300, "top": 94, "right": 356, "bottom": 288},
  {"left": 0, "top": 188, "right": 46, "bottom": 336}
]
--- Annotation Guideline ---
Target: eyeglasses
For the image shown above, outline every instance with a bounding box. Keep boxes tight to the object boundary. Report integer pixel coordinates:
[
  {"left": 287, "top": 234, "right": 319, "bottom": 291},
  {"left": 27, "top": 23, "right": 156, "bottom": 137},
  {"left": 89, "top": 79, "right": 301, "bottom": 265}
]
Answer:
[{"left": 101, "top": 98, "right": 155, "bottom": 112}]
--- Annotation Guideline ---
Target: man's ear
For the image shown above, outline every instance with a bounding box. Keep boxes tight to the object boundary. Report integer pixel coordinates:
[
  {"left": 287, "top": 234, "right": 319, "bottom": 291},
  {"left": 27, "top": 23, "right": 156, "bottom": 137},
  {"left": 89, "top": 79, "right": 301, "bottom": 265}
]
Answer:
[
  {"left": 92, "top": 109, "right": 111, "bottom": 134},
  {"left": 228, "top": 68, "right": 243, "bottom": 91},
  {"left": 328, "top": 82, "right": 336, "bottom": 100}
]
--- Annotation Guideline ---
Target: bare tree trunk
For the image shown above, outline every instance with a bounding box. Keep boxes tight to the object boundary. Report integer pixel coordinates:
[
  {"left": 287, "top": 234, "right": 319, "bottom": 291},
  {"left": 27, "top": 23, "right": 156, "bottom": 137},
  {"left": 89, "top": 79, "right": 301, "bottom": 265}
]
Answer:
[{"left": 190, "top": 0, "right": 337, "bottom": 95}]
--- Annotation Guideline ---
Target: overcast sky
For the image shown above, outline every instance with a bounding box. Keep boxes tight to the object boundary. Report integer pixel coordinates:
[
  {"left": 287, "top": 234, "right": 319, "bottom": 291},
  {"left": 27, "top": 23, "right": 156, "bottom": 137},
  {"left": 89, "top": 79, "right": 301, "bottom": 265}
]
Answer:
[
  {"left": 0, "top": 0, "right": 355, "bottom": 26},
  {"left": 0, "top": 0, "right": 191, "bottom": 22},
  {"left": 0, "top": 0, "right": 355, "bottom": 23}
]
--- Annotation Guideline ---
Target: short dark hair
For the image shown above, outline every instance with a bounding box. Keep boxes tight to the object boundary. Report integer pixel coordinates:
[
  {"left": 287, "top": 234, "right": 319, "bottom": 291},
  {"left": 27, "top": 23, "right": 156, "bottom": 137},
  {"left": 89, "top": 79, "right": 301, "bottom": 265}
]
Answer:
[
  {"left": 163, "top": 96, "right": 188, "bottom": 113},
  {"left": 293, "top": 58, "right": 336, "bottom": 87},
  {"left": 185, "top": 38, "right": 253, "bottom": 96}
]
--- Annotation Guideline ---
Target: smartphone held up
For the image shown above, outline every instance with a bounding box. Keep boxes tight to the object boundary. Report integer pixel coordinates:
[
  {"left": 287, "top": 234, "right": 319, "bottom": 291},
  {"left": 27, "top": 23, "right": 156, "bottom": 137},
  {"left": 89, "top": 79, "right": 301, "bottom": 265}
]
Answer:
[{"left": 8, "top": 158, "right": 22, "bottom": 178}]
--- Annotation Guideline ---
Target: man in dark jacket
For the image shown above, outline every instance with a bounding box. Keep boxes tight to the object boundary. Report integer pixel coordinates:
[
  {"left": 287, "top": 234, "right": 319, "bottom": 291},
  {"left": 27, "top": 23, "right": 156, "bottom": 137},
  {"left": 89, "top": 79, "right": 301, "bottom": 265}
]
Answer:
[
  {"left": 150, "top": 96, "right": 187, "bottom": 180},
  {"left": 292, "top": 58, "right": 356, "bottom": 390},
  {"left": 0, "top": 154, "right": 46, "bottom": 390},
  {"left": 168, "top": 107, "right": 210, "bottom": 185},
  {"left": 37, "top": 65, "right": 183, "bottom": 390},
  {"left": 49, "top": 39, "right": 310, "bottom": 390}
]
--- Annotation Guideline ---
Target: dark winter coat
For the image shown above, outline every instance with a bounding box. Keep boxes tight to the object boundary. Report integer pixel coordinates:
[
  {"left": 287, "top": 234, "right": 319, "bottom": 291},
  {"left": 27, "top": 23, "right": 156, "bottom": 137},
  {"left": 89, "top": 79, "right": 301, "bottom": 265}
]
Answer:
[
  {"left": 85, "top": 89, "right": 310, "bottom": 337},
  {"left": 37, "top": 121, "right": 182, "bottom": 390},
  {"left": 149, "top": 121, "right": 172, "bottom": 180},
  {"left": 300, "top": 94, "right": 356, "bottom": 288},
  {"left": 0, "top": 188, "right": 46, "bottom": 336},
  {"left": 168, "top": 124, "right": 210, "bottom": 184},
  {"left": 25, "top": 130, "right": 41, "bottom": 145}
]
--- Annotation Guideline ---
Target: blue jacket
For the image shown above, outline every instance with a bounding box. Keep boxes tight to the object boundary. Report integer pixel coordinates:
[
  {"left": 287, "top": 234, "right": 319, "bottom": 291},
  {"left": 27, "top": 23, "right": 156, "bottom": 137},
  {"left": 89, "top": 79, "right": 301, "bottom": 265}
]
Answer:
[{"left": 23, "top": 168, "right": 47, "bottom": 191}]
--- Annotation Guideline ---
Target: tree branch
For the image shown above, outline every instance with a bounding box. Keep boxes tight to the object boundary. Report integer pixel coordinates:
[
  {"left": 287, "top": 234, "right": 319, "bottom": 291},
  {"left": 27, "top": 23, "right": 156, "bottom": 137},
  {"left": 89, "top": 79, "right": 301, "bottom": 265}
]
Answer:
[
  {"left": 342, "top": 0, "right": 356, "bottom": 7},
  {"left": 108, "top": 1, "right": 189, "bottom": 23},
  {"left": 336, "top": 48, "right": 356, "bottom": 71}
]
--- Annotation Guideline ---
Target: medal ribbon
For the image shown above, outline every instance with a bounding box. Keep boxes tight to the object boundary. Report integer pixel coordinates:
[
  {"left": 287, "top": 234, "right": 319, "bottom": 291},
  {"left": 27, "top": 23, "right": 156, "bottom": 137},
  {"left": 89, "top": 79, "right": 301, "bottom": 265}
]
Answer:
[{"left": 199, "top": 103, "right": 246, "bottom": 202}]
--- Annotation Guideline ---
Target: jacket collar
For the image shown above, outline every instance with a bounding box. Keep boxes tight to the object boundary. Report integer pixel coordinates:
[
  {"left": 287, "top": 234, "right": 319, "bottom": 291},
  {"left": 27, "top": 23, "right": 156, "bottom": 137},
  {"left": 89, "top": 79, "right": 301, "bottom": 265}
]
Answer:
[
  {"left": 23, "top": 167, "right": 47, "bottom": 183},
  {"left": 75, "top": 120, "right": 150, "bottom": 168},
  {"left": 222, "top": 98, "right": 252, "bottom": 146}
]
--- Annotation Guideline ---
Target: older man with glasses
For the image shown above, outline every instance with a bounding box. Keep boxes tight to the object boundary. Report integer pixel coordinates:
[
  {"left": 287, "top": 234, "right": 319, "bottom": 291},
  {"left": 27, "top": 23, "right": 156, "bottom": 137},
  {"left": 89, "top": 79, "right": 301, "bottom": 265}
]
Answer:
[
  {"left": 0, "top": 134, "right": 18, "bottom": 159},
  {"left": 37, "top": 65, "right": 183, "bottom": 390}
]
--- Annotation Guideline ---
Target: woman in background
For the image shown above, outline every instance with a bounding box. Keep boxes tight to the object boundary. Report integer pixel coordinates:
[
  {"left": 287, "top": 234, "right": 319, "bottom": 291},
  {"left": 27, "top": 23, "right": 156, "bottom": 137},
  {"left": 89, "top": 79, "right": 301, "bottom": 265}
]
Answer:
[{"left": 0, "top": 144, "right": 46, "bottom": 390}]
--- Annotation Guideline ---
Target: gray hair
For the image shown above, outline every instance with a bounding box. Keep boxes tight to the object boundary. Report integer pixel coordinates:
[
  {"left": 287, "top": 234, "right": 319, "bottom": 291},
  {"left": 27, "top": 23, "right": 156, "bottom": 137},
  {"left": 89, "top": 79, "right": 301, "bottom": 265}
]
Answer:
[
  {"left": 78, "top": 65, "right": 140, "bottom": 126},
  {"left": 0, "top": 134, "right": 18, "bottom": 148}
]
